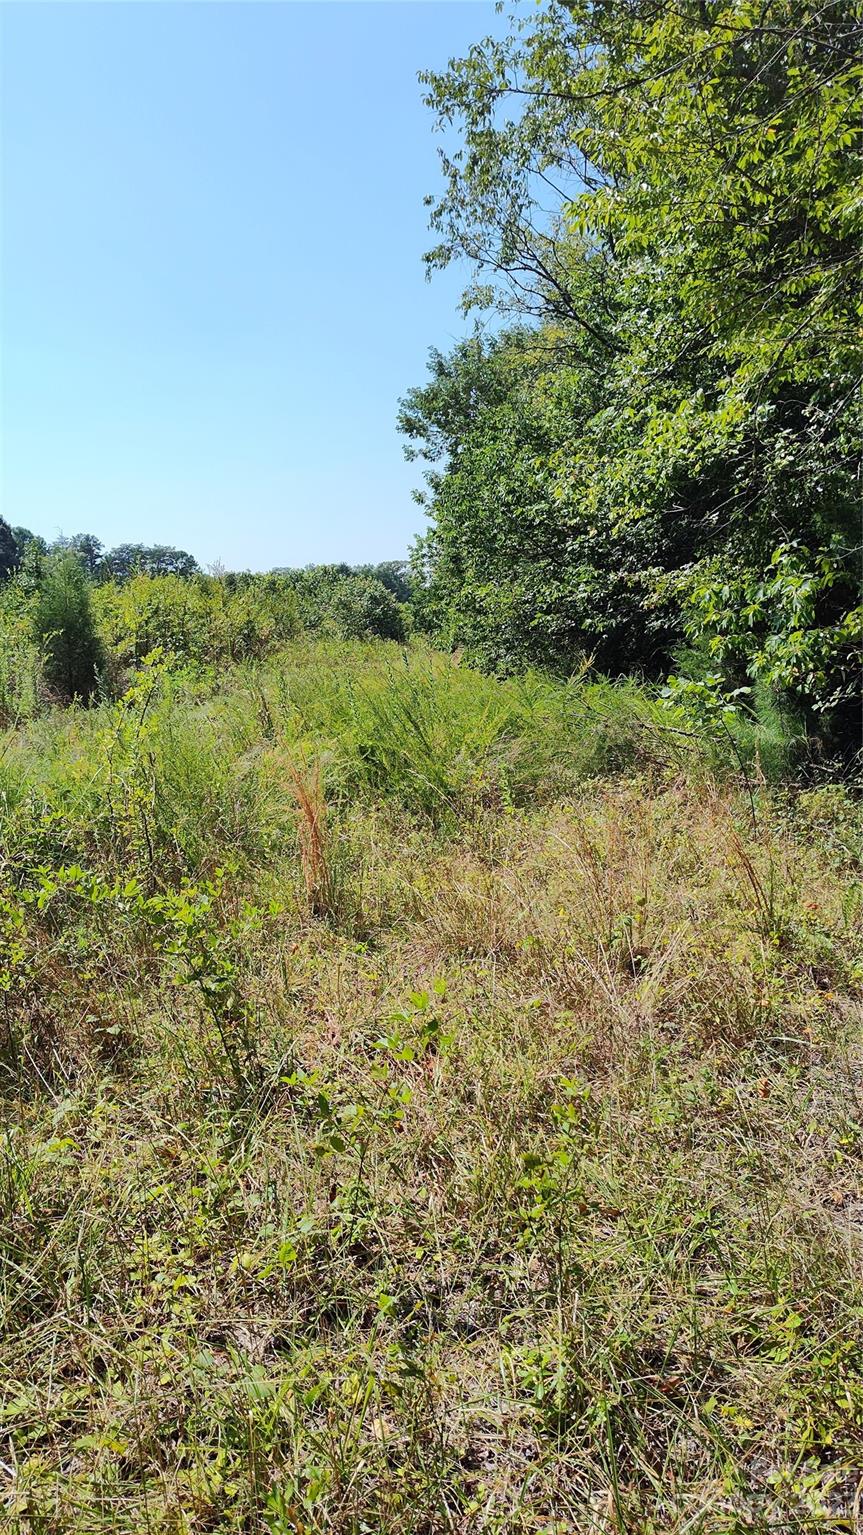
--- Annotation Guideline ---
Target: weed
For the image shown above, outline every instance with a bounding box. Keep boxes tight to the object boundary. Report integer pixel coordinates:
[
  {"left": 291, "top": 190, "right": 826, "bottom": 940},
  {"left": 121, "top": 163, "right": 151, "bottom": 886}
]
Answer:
[{"left": 0, "top": 640, "right": 860, "bottom": 1533}]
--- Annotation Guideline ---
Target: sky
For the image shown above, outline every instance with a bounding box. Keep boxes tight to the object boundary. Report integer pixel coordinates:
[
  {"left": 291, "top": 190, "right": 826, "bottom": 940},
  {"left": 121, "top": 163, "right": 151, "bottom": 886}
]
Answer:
[{"left": 0, "top": 1, "right": 508, "bottom": 571}]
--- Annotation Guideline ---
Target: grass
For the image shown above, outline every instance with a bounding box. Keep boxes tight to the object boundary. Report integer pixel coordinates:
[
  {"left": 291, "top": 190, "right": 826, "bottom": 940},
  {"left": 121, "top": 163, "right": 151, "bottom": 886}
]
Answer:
[{"left": 0, "top": 639, "right": 861, "bottom": 1533}]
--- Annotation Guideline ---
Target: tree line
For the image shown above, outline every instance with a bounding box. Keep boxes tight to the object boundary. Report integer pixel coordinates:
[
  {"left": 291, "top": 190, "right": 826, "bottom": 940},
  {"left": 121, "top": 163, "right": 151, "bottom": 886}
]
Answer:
[
  {"left": 399, "top": 0, "right": 861, "bottom": 757},
  {"left": 0, "top": 525, "right": 201, "bottom": 584},
  {"left": 0, "top": 524, "right": 414, "bottom": 714}
]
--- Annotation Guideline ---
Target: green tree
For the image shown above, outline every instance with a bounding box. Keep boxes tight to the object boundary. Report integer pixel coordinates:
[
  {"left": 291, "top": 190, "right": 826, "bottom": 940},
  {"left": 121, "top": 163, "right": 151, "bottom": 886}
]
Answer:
[
  {"left": 33, "top": 552, "right": 104, "bottom": 702},
  {"left": 12, "top": 527, "right": 48, "bottom": 565},
  {"left": 274, "top": 565, "right": 408, "bottom": 639},
  {"left": 102, "top": 543, "right": 199, "bottom": 582},
  {"left": 410, "top": 0, "right": 862, "bottom": 743},
  {"left": 402, "top": 329, "right": 677, "bottom": 674},
  {"left": 327, "top": 574, "right": 406, "bottom": 641},
  {"left": 0, "top": 519, "right": 20, "bottom": 581},
  {"left": 353, "top": 561, "right": 414, "bottom": 604},
  {"left": 55, "top": 532, "right": 105, "bottom": 580}
]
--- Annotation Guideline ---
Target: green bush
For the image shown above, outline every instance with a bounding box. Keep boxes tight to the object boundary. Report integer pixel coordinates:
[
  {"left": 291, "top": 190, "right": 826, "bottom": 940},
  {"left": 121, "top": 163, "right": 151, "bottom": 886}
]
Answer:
[
  {"left": 0, "top": 576, "right": 43, "bottom": 723},
  {"left": 325, "top": 574, "right": 405, "bottom": 642},
  {"left": 92, "top": 572, "right": 300, "bottom": 670},
  {"left": 279, "top": 565, "right": 408, "bottom": 641},
  {"left": 32, "top": 552, "right": 103, "bottom": 703}
]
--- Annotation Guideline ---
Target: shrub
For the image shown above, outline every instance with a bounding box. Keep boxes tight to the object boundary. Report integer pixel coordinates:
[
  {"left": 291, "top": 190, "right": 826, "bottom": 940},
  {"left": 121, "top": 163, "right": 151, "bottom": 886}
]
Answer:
[
  {"left": 92, "top": 572, "right": 300, "bottom": 670},
  {"left": 279, "top": 566, "right": 408, "bottom": 640},
  {"left": 326, "top": 574, "right": 406, "bottom": 641},
  {"left": 0, "top": 576, "right": 43, "bottom": 723},
  {"left": 32, "top": 552, "right": 103, "bottom": 702}
]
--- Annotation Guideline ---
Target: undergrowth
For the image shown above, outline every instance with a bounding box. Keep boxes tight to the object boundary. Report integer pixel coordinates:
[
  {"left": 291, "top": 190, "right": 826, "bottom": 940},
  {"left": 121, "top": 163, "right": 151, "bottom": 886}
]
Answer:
[{"left": 0, "top": 640, "right": 860, "bottom": 1533}]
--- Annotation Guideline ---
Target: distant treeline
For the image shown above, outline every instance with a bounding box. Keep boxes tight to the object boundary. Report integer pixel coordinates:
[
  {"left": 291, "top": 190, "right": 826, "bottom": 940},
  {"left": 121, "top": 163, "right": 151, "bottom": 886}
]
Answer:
[
  {"left": 1, "top": 524, "right": 414, "bottom": 606},
  {"left": 0, "top": 520, "right": 418, "bottom": 717},
  {"left": 1, "top": 526, "right": 201, "bottom": 584}
]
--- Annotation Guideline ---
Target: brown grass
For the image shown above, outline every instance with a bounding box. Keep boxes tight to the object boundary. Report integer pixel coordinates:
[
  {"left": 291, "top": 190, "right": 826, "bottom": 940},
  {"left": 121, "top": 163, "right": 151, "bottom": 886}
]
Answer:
[{"left": 0, "top": 652, "right": 860, "bottom": 1534}]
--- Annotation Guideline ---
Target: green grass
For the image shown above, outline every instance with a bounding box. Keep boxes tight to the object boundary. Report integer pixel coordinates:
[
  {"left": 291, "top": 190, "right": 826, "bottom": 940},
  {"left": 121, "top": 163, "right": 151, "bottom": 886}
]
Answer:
[{"left": 1, "top": 640, "right": 861, "bottom": 1533}]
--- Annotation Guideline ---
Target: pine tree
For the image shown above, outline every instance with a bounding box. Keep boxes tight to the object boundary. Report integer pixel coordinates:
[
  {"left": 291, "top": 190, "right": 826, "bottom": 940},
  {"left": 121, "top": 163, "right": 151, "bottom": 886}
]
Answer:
[{"left": 33, "top": 552, "right": 104, "bottom": 702}]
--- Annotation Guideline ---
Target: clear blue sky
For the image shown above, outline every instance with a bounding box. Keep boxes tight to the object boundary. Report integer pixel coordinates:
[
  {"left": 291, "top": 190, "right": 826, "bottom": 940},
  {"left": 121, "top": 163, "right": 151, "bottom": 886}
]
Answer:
[{"left": 1, "top": 2, "right": 505, "bottom": 571}]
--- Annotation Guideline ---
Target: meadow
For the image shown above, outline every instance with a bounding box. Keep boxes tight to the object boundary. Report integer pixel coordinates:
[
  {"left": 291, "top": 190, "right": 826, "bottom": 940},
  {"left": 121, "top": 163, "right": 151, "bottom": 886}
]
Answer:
[{"left": 1, "top": 636, "right": 861, "bottom": 1533}]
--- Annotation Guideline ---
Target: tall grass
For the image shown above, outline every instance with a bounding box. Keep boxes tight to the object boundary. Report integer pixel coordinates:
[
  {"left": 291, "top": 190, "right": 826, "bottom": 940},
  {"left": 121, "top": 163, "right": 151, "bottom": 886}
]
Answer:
[
  {"left": 0, "top": 584, "right": 44, "bottom": 725},
  {"left": 0, "top": 638, "right": 861, "bottom": 1531}
]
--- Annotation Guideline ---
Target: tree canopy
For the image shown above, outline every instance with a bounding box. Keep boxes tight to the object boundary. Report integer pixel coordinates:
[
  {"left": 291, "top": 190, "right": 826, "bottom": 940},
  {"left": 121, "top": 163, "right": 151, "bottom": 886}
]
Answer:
[
  {"left": 404, "top": 0, "right": 862, "bottom": 747},
  {"left": 0, "top": 519, "right": 19, "bottom": 582},
  {"left": 100, "top": 543, "right": 200, "bottom": 582}
]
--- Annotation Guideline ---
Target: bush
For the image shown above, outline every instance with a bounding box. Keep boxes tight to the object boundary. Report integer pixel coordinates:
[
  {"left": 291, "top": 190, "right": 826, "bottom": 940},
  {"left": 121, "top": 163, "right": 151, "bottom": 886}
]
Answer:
[
  {"left": 279, "top": 566, "right": 407, "bottom": 641},
  {"left": 92, "top": 572, "right": 300, "bottom": 670},
  {"left": 326, "top": 574, "right": 406, "bottom": 641},
  {"left": 0, "top": 576, "right": 43, "bottom": 723},
  {"left": 32, "top": 552, "right": 103, "bottom": 702}
]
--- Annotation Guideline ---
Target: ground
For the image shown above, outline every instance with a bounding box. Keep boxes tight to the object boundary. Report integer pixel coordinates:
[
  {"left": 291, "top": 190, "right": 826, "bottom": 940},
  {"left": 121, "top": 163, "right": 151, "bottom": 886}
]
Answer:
[{"left": 1, "top": 642, "right": 861, "bottom": 1533}]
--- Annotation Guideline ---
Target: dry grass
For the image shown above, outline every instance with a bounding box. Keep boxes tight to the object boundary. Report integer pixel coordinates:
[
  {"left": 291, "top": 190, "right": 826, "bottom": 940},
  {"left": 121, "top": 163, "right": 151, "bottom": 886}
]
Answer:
[
  {"left": 287, "top": 758, "right": 332, "bottom": 920},
  {"left": 0, "top": 647, "right": 860, "bottom": 1534}
]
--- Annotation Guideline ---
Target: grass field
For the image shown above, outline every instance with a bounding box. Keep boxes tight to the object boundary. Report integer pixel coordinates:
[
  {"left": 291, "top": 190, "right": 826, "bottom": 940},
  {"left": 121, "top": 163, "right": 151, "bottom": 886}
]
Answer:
[{"left": 1, "top": 640, "right": 861, "bottom": 1533}]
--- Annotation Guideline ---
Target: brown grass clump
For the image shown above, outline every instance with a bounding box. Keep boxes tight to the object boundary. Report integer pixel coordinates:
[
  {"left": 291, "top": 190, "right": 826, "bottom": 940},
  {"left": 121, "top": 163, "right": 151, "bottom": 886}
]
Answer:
[{"left": 288, "top": 757, "right": 332, "bottom": 919}]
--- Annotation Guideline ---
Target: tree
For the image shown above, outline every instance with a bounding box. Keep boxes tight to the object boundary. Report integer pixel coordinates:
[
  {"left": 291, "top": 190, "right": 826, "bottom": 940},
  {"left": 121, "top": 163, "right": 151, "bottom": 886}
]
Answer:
[
  {"left": 55, "top": 532, "right": 104, "bottom": 580},
  {"left": 353, "top": 561, "right": 415, "bottom": 604},
  {"left": 409, "top": 0, "right": 862, "bottom": 742},
  {"left": 402, "top": 329, "right": 675, "bottom": 675},
  {"left": 326, "top": 574, "right": 406, "bottom": 642},
  {"left": 273, "top": 564, "right": 409, "bottom": 639},
  {"left": 33, "top": 552, "right": 104, "bottom": 702},
  {"left": 145, "top": 545, "right": 199, "bottom": 579},
  {"left": 102, "top": 543, "right": 199, "bottom": 582},
  {"left": 0, "top": 519, "right": 20, "bottom": 581},
  {"left": 12, "top": 526, "right": 48, "bottom": 563}
]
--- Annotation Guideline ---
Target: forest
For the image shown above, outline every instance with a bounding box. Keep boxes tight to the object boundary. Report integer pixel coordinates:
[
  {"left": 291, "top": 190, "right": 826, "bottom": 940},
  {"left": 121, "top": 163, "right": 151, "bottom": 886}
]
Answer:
[{"left": 1, "top": 2, "right": 861, "bottom": 1532}]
